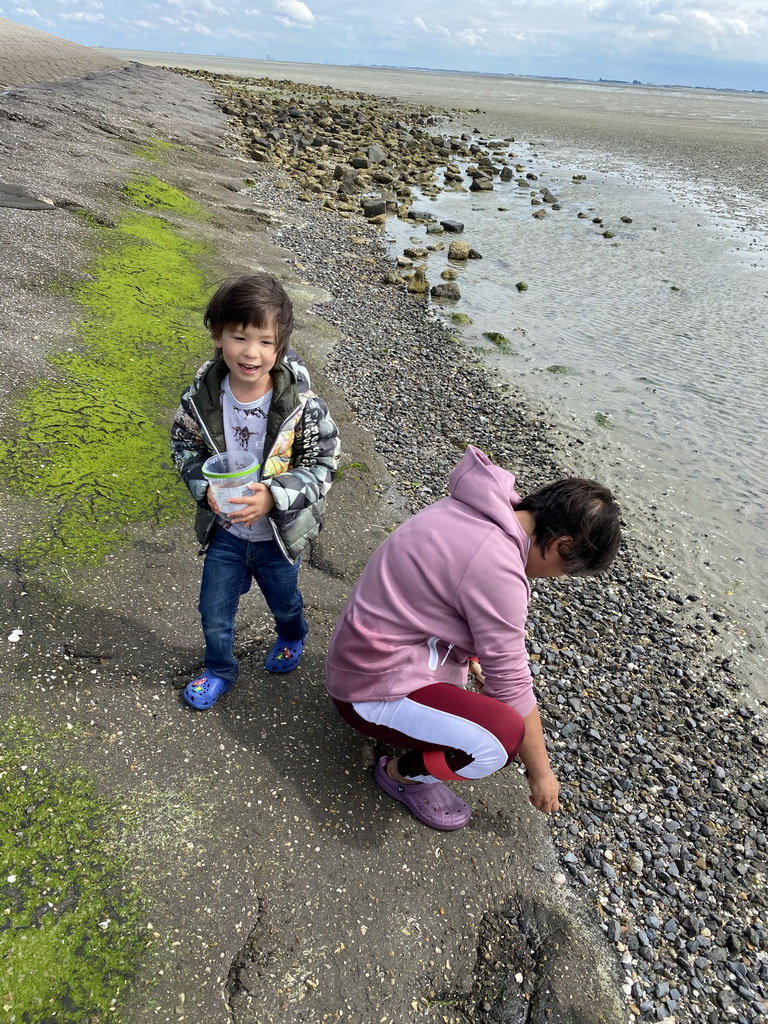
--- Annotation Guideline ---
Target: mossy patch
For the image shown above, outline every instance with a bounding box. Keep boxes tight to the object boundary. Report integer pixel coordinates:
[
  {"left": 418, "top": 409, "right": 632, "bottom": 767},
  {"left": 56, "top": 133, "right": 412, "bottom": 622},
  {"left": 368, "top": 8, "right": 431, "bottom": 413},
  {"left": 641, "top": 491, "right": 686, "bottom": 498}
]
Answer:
[
  {"left": 0, "top": 179, "right": 215, "bottom": 570},
  {"left": 449, "top": 312, "right": 473, "bottom": 326},
  {"left": 546, "top": 364, "right": 570, "bottom": 374},
  {"left": 335, "top": 461, "right": 369, "bottom": 481},
  {"left": 482, "top": 330, "right": 517, "bottom": 354},
  {"left": 132, "top": 137, "right": 179, "bottom": 162},
  {"left": 594, "top": 412, "right": 613, "bottom": 428},
  {"left": 0, "top": 717, "right": 145, "bottom": 1021},
  {"left": 122, "top": 174, "right": 210, "bottom": 221}
]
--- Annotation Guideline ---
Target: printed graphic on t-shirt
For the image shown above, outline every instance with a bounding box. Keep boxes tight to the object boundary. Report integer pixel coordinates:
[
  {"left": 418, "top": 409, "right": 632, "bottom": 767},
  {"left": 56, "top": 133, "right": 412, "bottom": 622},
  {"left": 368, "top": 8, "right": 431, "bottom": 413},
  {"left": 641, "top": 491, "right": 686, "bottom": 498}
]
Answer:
[{"left": 232, "top": 413, "right": 267, "bottom": 450}]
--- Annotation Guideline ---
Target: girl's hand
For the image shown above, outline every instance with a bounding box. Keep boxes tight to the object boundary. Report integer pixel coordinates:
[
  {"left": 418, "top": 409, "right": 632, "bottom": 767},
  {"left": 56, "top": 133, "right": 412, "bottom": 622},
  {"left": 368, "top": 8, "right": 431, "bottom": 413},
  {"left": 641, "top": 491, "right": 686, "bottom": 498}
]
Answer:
[
  {"left": 467, "top": 658, "right": 485, "bottom": 691},
  {"left": 227, "top": 483, "right": 275, "bottom": 527},
  {"left": 527, "top": 767, "right": 560, "bottom": 815}
]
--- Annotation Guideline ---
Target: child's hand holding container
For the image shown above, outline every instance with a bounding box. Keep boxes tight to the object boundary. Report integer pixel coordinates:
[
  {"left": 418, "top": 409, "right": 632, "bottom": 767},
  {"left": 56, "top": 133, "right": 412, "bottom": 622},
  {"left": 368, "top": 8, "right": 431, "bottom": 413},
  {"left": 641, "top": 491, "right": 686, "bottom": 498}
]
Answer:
[{"left": 202, "top": 451, "right": 260, "bottom": 516}]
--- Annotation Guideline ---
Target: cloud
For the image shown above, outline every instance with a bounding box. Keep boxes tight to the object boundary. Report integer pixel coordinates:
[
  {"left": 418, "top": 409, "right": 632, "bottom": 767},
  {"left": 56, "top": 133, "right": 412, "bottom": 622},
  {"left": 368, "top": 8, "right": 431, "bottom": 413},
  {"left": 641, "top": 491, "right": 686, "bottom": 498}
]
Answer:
[
  {"left": 12, "top": 5, "right": 43, "bottom": 15},
  {"left": 59, "top": 9, "right": 104, "bottom": 20},
  {"left": 456, "top": 26, "right": 488, "bottom": 47},
  {"left": 192, "top": 21, "right": 213, "bottom": 34},
  {"left": 273, "top": 0, "right": 314, "bottom": 26}
]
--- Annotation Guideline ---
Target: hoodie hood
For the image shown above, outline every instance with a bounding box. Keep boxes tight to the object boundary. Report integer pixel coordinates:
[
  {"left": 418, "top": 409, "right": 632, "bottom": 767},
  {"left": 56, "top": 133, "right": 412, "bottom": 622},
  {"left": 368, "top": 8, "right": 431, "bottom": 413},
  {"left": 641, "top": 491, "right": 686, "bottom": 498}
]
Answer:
[{"left": 448, "top": 445, "right": 523, "bottom": 539}]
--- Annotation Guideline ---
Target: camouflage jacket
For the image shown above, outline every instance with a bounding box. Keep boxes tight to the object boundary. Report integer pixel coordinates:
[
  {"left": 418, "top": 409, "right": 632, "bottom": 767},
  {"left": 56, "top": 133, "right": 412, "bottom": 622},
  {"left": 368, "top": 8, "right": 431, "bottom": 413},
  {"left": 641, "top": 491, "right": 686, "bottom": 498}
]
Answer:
[{"left": 170, "top": 349, "right": 340, "bottom": 562}]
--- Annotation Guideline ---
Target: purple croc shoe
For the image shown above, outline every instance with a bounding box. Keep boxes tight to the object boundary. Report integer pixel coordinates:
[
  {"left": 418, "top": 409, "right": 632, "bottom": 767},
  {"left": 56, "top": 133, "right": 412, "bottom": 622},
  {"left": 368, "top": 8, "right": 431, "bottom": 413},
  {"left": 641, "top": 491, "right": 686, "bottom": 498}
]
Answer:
[{"left": 375, "top": 756, "right": 472, "bottom": 831}]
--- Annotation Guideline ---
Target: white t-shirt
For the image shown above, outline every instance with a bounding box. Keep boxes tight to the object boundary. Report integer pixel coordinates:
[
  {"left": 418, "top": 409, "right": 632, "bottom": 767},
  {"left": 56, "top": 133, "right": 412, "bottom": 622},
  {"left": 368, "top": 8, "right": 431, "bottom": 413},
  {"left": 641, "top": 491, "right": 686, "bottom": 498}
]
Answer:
[{"left": 218, "top": 374, "right": 273, "bottom": 542}]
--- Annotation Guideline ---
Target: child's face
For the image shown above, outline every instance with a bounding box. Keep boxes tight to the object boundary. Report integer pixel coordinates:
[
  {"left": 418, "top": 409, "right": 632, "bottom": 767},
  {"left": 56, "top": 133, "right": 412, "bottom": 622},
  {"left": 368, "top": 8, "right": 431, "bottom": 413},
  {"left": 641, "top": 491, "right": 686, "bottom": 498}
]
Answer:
[{"left": 215, "top": 320, "right": 278, "bottom": 401}]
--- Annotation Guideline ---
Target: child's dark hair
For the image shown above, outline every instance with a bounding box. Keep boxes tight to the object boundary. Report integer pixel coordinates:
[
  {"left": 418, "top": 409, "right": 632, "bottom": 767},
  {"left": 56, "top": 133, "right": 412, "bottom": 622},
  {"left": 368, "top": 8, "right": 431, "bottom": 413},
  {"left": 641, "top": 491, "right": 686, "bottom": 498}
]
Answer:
[
  {"left": 204, "top": 274, "right": 294, "bottom": 362},
  {"left": 516, "top": 478, "right": 621, "bottom": 575}
]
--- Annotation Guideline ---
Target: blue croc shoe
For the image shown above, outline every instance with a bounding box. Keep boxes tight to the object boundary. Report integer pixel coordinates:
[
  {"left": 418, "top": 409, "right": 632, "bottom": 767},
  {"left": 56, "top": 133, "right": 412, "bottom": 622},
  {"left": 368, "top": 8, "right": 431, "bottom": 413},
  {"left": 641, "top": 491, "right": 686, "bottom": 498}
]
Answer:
[
  {"left": 183, "top": 671, "right": 233, "bottom": 709},
  {"left": 264, "top": 636, "right": 305, "bottom": 674}
]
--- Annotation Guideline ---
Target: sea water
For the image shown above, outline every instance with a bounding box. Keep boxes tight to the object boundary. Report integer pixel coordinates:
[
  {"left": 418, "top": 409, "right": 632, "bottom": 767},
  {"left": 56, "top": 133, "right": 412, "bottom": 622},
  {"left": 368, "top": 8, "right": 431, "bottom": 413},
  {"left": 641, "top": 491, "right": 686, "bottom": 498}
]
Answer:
[{"left": 111, "top": 51, "right": 768, "bottom": 689}]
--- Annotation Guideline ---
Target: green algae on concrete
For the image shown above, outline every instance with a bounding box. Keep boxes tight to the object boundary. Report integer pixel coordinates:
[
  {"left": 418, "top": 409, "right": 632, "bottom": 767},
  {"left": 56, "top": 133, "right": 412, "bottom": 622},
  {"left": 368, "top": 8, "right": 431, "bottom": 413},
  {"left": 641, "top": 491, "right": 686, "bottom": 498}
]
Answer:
[
  {"left": 0, "top": 718, "right": 145, "bottom": 1022},
  {"left": 0, "top": 179, "right": 215, "bottom": 569},
  {"left": 122, "top": 174, "right": 211, "bottom": 220},
  {"left": 132, "top": 137, "right": 179, "bottom": 162}
]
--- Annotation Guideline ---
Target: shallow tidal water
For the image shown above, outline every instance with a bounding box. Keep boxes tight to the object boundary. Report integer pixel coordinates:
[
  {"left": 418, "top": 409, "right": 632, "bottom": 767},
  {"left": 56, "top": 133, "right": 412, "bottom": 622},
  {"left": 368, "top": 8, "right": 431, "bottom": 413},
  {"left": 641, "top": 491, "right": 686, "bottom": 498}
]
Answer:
[{"left": 111, "top": 51, "right": 768, "bottom": 693}]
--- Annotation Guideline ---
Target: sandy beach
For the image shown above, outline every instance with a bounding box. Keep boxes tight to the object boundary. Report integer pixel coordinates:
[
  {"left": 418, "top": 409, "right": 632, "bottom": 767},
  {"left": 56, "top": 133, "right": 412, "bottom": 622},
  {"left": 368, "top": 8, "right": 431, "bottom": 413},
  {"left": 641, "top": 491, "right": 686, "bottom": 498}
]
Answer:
[{"left": 2, "top": 25, "right": 767, "bottom": 1024}]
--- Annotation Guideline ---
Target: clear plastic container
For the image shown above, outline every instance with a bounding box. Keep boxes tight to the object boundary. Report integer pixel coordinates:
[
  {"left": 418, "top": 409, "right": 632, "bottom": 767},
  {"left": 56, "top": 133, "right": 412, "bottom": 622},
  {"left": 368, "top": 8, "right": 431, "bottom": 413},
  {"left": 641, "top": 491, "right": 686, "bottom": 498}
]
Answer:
[{"left": 202, "top": 451, "right": 260, "bottom": 515}]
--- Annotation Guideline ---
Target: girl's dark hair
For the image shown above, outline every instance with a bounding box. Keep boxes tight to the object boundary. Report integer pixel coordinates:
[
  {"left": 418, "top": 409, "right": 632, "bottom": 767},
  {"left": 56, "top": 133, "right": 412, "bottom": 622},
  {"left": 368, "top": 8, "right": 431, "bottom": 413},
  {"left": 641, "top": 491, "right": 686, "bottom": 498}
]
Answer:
[
  {"left": 204, "top": 273, "right": 294, "bottom": 362},
  {"left": 516, "top": 478, "right": 621, "bottom": 575}
]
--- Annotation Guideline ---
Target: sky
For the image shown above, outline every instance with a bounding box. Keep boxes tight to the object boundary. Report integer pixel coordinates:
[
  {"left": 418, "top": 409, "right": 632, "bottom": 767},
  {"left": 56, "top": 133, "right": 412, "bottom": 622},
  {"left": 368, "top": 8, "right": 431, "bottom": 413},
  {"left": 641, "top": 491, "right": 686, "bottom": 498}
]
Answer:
[{"left": 3, "top": 1, "right": 767, "bottom": 91}]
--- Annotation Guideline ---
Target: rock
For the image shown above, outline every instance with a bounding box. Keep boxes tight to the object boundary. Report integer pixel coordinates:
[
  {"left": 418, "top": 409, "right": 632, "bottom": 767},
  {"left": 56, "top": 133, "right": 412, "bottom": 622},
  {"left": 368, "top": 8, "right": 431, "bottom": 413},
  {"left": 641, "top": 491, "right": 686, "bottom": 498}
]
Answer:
[
  {"left": 440, "top": 220, "right": 464, "bottom": 233},
  {"left": 516, "top": 281, "right": 528, "bottom": 292},
  {"left": 406, "top": 265, "right": 428, "bottom": 294},
  {"left": 431, "top": 282, "right": 461, "bottom": 300},
  {"left": 362, "top": 198, "right": 387, "bottom": 218},
  {"left": 468, "top": 248, "right": 483, "bottom": 259},
  {"left": 441, "top": 268, "right": 458, "bottom": 281},
  {"left": 469, "top": 176, "right": 493, "bottom": 192},
  {"left": 532, "top": 209, "right": 547, "bottom": 219},
  {"left": 407, "top": 208, "right": 437, "bottom": 222},
  {"left": 366, "top": 143, "right": 388, "bottom": 164},
  {"left": 448, "top": 240, "right": 470, "bottom": 260}
]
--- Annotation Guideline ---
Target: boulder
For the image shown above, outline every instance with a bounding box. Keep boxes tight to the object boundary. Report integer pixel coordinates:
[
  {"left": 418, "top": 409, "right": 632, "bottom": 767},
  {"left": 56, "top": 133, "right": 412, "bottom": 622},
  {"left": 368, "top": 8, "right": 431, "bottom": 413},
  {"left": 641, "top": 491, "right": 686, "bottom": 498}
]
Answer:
[
  {"left": 366, "top": 143, "right": 388, "bottom": 164},
  {"left": 469, "top": 176, "right": 493, "bottom": 192},
  {"left": 362, "top": 198, "right": 387, "bottom": 218},
  {"left": 406, "top": 266, "right": 429, "bottom": 294},
  {"left": 431, "top": 282, "right": 461, "bottom": 300},
  {"left": 448, "top": 240, "right": 470, "bottom": 260},
  {"left": 407, "top": 208, "right": 437, "bottom": 222},
  {"left": 440, "top": 220, "right": 464, "bottom": 233}
]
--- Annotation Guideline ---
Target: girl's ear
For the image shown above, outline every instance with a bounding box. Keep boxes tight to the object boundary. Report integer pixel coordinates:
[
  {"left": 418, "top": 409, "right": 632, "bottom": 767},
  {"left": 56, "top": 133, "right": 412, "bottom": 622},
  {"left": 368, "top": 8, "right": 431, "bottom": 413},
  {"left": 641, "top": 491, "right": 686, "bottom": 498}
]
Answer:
[{"left": 555, "top": 536, "right": 574, "bottom": 560}]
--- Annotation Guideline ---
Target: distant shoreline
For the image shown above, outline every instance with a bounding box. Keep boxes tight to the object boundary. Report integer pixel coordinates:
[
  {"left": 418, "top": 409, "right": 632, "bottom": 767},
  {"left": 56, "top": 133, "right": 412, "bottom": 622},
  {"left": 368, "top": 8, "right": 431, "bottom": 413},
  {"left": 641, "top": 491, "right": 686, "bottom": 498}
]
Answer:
[{"left": 101, "top": 47, "right": 767, "bottom": 97}]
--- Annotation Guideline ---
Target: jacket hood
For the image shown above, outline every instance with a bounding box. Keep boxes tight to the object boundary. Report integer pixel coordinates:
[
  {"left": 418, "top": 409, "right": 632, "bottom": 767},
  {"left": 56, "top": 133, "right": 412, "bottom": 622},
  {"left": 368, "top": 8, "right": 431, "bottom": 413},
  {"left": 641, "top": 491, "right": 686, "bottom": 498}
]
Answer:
[{"left": 448, "top": 445, "right": 524, "bottom": 539}]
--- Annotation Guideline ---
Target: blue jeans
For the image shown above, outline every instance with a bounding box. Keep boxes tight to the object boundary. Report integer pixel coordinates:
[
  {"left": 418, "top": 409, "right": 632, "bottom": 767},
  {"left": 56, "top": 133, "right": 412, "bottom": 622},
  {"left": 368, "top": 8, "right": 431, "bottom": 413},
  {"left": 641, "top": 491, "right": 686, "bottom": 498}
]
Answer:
[{"left": 198, "top": 527, "right": 307, "bottom": 684}]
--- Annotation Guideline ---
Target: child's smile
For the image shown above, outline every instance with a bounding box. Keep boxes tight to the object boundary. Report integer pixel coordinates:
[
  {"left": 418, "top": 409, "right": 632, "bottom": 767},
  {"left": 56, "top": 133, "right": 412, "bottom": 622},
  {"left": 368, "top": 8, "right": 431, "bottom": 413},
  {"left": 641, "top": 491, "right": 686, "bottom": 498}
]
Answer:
[{"left": 216, "top": 321, "right": 277, "bottom": 401}]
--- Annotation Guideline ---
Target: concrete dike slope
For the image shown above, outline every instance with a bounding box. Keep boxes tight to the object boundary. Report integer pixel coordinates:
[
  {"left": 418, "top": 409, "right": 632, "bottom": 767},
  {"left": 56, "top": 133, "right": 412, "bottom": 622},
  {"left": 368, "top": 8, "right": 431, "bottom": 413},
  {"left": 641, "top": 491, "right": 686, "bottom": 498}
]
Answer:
[{"left": 0, "top": 16, "right": 126, "bottom": 88}]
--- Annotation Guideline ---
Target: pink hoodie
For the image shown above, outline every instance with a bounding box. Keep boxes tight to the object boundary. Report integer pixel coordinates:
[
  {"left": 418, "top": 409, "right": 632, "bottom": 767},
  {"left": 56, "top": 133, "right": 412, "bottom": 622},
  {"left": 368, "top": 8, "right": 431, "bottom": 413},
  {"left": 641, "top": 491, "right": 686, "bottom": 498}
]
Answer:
[{"left": 325, "top": 446, "right": 537, "bottom": 717}]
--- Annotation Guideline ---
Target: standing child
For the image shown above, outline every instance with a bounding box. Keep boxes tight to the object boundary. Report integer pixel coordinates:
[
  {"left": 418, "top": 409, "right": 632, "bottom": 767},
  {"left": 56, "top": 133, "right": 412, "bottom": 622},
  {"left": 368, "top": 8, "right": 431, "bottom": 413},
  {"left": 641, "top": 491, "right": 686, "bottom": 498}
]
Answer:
[
  {"left": 325, "top": 445, "right": 620, "bottom": 830},
  {"left": 171, "top": 273, "right": 340, "bottom": 709}
]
